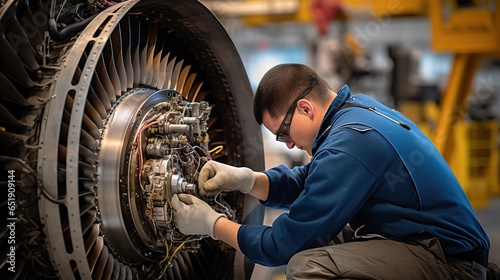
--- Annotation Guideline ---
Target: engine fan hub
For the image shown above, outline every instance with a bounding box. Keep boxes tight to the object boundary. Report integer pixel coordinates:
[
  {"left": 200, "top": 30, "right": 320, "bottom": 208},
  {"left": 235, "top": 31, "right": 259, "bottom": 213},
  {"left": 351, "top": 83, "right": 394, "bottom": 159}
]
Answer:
[{"left": 97, "top": 89, "right": 223, "bottom": 263}]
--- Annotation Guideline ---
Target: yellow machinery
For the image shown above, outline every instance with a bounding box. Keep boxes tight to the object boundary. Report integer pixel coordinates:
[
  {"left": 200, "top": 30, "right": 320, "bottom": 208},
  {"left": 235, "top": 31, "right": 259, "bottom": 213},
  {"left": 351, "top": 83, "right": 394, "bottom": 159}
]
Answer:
[
  {"left": 240, "top": 0, "right": 428, "bottom": 25},
  {"left": 450, "top": 121, "right": 499, "bottom": 207},
  {"left": 429, "top": 0, "right": 500, "bottom": 206},
  {"left": 429, "top": 0, "right": 500, "bottom": 159}
]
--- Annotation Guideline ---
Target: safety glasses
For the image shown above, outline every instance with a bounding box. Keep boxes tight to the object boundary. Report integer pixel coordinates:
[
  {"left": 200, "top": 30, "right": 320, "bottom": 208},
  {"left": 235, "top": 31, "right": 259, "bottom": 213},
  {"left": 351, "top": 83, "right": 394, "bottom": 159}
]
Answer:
[{"left": 276, "top": 74, "right": 317, "bottom": 142}]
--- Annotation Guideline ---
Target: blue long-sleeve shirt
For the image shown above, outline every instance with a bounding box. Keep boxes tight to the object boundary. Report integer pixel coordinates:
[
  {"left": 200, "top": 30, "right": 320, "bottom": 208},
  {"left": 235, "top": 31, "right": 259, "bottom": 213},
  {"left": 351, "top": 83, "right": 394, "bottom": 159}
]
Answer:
[{"left": 238, "top": 85, "right": 490, "bottom": 266}]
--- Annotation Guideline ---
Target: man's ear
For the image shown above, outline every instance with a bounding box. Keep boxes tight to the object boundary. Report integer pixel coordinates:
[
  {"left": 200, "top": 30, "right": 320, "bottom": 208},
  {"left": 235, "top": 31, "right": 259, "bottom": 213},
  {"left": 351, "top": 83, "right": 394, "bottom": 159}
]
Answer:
[{"left": 296, "top": 99, "right": 315, "bottom": 119}]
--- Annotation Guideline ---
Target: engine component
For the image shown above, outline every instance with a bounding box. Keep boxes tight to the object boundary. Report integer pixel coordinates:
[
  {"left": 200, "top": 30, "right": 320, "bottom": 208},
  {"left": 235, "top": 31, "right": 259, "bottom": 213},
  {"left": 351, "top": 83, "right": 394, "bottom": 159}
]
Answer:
[
  {"left": 97, "top": 89, "right": 236, "bottom": 278},
  {"left": 0, "top": 0, "right": 265, "bottom": 279}
]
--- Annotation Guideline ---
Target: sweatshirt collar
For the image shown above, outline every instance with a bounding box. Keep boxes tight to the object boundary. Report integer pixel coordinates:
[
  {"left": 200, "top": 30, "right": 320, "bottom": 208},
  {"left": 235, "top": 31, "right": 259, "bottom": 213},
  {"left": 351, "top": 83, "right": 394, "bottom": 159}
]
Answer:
[{"left": 311, "top": 85, "right": 351, "bottom": 154}]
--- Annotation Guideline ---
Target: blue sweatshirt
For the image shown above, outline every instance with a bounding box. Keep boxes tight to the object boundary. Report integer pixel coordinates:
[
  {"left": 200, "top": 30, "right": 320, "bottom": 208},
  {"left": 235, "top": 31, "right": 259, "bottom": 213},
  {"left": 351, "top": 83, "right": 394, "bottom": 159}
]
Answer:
[{"left": 238, "top": 85, "right": 490, "bottom": 266}]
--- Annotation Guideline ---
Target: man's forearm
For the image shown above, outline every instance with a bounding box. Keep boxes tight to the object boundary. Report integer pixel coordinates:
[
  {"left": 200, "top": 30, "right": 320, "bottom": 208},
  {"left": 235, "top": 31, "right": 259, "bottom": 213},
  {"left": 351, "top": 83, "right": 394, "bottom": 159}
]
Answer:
[
  {"left": 248, "top": 172, "right": 269, "bottom": 201},
  {"left": 214, "top": 217, "right": 241, "bottom": 250}
]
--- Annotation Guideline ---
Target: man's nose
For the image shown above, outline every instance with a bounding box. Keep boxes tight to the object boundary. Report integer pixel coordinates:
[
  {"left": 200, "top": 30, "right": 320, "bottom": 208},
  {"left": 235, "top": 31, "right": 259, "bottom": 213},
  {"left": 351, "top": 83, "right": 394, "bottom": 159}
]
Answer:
[{"left": 286, "top": 141, "right": 295, "bottom": 149}]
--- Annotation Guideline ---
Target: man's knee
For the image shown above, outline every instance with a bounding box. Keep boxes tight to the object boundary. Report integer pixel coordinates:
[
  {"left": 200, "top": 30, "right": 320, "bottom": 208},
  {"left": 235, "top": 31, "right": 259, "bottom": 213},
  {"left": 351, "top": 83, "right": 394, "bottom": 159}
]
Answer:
[
  {"left": 286, "top": 250, "right": 308, "bottom": 278},
  {"left": 286, "top": 248, "right": 338, "bottom": 280}
]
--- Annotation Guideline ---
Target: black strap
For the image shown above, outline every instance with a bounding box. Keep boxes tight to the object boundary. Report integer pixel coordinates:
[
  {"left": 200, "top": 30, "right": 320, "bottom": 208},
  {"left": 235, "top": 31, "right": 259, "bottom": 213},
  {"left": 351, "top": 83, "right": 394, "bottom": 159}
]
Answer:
[
  {"left": 338, "top": 102, "right": 411, "bottom": 130},
  {"left": 338, "top": 102, "right": 372, "bottom": 111}
]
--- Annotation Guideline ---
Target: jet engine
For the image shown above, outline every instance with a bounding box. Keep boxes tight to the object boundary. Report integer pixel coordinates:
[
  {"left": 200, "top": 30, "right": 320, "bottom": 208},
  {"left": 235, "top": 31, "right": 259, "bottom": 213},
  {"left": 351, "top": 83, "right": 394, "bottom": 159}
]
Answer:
[{"left": 0, "top": 0, "right": 264, "bottom": 279}]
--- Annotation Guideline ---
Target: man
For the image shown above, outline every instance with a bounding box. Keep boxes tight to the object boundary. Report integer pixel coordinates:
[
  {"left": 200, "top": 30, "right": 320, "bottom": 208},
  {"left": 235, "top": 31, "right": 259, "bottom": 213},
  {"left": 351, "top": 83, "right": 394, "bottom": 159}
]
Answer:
[{"left": 171, "top": 63, "right": 495, "bottom": 279}]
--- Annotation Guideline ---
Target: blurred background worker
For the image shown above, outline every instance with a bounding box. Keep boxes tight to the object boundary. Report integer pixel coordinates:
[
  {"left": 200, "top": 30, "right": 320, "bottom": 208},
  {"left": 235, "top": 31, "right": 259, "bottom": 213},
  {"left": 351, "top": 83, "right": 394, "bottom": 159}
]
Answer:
[{"left": 171, "top": 64, "right": 499, "bottom": 279}]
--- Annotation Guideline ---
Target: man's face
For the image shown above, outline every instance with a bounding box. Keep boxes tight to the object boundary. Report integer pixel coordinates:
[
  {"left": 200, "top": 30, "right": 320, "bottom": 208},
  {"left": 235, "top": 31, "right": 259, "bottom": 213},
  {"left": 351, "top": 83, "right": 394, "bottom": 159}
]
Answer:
[{"left": 262, "top": 108, "right": 315, "bottom": 156}]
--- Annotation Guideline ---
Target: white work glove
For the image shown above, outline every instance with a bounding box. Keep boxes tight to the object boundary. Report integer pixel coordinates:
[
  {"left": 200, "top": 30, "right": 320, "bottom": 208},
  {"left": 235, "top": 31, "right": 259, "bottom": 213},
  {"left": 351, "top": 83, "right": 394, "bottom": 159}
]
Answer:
[
  {"left": 171, "top": 194, "right": 226, "bottom": 239},
  {"left": 198, "top": 160, "right": 255, "bottom": 195}
]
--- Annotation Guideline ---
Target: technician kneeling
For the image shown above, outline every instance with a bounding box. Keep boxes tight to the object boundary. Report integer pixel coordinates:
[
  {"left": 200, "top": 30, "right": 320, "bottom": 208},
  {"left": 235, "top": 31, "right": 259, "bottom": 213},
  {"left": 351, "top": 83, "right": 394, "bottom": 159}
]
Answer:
[{"left": 171, "top": 63, "right": 497, "bottom": 279}]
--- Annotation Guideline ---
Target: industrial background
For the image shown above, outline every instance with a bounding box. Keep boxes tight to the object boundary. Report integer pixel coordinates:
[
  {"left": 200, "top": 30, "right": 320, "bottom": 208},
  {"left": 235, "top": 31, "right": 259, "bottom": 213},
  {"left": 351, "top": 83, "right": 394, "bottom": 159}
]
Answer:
[{"left": 0, "top": 0, "right": 498, "bottom": 279}]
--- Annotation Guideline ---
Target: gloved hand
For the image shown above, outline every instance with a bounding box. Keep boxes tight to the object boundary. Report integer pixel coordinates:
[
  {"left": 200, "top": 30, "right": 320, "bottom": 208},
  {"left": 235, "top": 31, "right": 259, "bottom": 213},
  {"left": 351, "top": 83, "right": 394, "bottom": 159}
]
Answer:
[
  {"left": 198, "top": 160, "right": 255, "bottom": 195},
  {"left": 171, "top": 194, "right": 226, "bottom": 239}
]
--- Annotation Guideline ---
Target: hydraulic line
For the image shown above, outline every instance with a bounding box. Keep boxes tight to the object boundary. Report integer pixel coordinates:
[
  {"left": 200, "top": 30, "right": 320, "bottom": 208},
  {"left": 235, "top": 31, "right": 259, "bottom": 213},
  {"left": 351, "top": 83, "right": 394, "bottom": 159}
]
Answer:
[{"left": 48, "top": 0, "right": 96, "bottom": 42}]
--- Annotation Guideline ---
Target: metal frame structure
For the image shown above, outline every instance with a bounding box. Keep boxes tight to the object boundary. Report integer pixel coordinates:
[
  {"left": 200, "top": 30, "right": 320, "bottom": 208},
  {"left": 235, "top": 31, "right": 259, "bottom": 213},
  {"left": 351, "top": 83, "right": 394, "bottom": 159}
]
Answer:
[{"left": 429, "top": 0, "right": 500, "bottom": 161}]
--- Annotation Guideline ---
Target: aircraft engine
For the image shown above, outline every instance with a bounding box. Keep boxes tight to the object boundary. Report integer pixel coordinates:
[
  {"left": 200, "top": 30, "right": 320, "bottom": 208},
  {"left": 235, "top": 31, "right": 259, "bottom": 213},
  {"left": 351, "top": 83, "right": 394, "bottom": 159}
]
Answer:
[{"left": 0, "top": 0, "right": 264, "bottom": 279}]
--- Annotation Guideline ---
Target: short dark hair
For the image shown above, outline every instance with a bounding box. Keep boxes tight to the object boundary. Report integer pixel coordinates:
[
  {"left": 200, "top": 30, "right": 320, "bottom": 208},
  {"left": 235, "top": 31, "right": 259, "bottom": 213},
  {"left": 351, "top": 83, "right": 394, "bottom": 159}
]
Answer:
[{"left": 253, "top": 63, "right": 331, "bottom": 125}]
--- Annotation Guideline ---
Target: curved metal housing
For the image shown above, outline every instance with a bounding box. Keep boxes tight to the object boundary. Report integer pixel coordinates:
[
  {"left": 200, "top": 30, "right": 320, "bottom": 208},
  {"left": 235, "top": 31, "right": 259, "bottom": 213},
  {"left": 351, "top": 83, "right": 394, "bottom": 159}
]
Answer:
[{"left": 0, "top": 0, "right": 264, "bottom": 279}]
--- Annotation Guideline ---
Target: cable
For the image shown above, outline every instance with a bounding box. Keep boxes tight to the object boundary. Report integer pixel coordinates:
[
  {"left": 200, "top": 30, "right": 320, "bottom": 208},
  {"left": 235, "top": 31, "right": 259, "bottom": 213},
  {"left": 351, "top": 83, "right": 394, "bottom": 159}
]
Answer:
[
  {"left": 135, "top": 111, "right": 162, "bottom": 191},
  {"left": 55, "top": 0, "right": 67, "bottom": 22},
  {"left": 209, "top": 145, "right": 223, "bottom": 156},
  {"left": 49, "top": 0, "right": 96, "bottom": 42},
  {"left": 214, "top": 191, "right": 232, "bottom": 219},
  {"left": 40, "top": 185, "right": 65, "bottom": 204},
  {"left": 159, "top": 242, "right": 170, "bottom": 264},
  {"left": 0, "top": 156, "right": 65, "bottom": 204},
  {"left": 169, "top": 241, "right": 186, "bottom": 262},
  {"left": 193, "top": 145, "right": 209, "bottom": 157},
  {"left": 157, "top": 241, "right": 187, "bottom": 280}
]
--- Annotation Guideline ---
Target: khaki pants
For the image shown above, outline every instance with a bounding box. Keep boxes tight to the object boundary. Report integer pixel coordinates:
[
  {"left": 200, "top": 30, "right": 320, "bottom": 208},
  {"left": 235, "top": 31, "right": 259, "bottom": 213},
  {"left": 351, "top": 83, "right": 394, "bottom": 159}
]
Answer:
[{"left": 286, "top": 227, "right": 487, "bottom": 280}]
